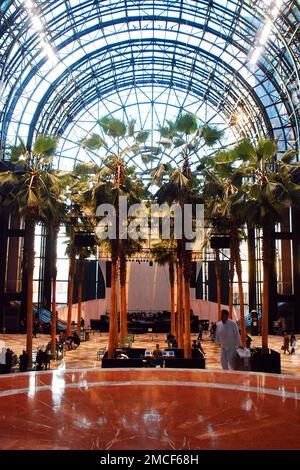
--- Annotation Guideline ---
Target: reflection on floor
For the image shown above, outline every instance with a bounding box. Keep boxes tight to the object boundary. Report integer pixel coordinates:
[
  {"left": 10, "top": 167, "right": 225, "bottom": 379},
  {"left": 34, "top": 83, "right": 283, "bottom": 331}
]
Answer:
[
  {"left": 0, "top": 368, "right": 300, "bottom": 450},
  {"left": 1, "top": 332, "right": 300, "bottom": 375}
]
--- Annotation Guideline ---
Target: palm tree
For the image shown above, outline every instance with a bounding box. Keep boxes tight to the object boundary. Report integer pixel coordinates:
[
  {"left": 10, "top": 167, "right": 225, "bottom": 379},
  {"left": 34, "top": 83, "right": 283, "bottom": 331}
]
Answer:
[
  {"left": 202, "top": 153, "right": 248, "bottom": 346},
  {"left": 233, "top": 137, "right": 300, "bottom": 349},
  {"left": 62, "top": 162, "right": 101, "bottom": 337},
  {"left": 0, "top": 135, "right": 62, "bottom": 366},
  {"left": 153, "top": 112, "right": 223, "bottom": 357},
  {"left": 65, "top": 228, "right": 76, "bottom": 337},
  {"left": 150, "top": 240, "right": 177, "bottom": 336},
  {"left": 80, "top": 116, "right": 147, "bottom": 357},
  {"left": 119, "top": 238, "right": 143, "bottom": 345}
]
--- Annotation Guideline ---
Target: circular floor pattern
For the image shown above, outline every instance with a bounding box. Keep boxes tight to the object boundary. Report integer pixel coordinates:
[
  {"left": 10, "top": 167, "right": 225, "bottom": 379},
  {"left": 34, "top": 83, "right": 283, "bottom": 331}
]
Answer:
[{"left": 0, "top": 368, "right": 299, "bottom": 450}]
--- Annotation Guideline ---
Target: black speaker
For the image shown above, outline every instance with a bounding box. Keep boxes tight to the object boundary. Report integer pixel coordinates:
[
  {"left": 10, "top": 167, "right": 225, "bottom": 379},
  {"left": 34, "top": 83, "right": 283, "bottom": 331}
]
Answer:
[
  {"left": 210, "top": 236, "right": 230, "bottom": 249},
  {"left": 208, "top": 260, "right": 229, "bottom": 305},
  {"left": 74, "top": 233, "right": 95, "bottom": 247},
  {"left": 190, "top": 262, "right": 197, "bottom": 288}
]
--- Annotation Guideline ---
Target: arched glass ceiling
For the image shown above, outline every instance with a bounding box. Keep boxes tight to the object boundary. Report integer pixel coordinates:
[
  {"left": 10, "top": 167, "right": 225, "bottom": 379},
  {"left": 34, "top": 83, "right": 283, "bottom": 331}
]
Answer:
[{"left": 0, "top": 0, "right": 299, "bottom": 175}]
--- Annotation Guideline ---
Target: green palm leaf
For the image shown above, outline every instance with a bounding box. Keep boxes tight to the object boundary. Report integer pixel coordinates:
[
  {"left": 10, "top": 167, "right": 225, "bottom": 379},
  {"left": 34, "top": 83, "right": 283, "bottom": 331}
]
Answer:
[
  {"left": 33, "top": 135, "right": 59, "bottom": 156},
  {"left": 175, "top": 113, "right": 198, "bottom": 134},
  {"left": 80, "top": 133, "right": 104, "bottom": 150},
  {"left": 135, "top": 130, "right": 149, "bottom": 144},
  {"left": 98, "top": 116, "right": 126, "bottom": 138}
]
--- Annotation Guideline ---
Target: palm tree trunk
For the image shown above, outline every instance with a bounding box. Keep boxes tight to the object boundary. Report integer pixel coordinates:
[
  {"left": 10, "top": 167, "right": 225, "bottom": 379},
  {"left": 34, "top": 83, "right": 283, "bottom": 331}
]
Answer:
[
  {"left": 25, "top": 214, "right": 35, "bottom": 368},
  {"left": 51, "top": 225, "right": 59, "bottom": 359},
  {"left": 229, "top": 253, "right": 234, "bottom": 318},
  {"left": 175, "top": 263, "right": 179, "bottom": 340},
  {"left": 215, "top": 248, "right": 222, "bottom": 321},
  {"left": 77, "top": 253, "right": 84, "bottom": 336},
  {"left": 169, "top": 261, "right": 176, "bottom": 336},
  {"left": 229, "top": 239, "right": 235, "bottom": 319},
  {"left": 119, "top": 255, "right": 127, "bottom": 345},
  {"left": 108, "top": 256, "right": 118, "bottom": 358},
  {"left": 232, "top": 228, "right": 246, "bottom": 347},
  {"left": 262, "top": 223, "right": 271, "bottom": 349},
  {"left": 51, "top": 276, "right": 57, "bottom": 359},
  {"left": 183, "top": 279, "right": 191, "bottom": 358},
  {"left": 177, "top": 243, "right": 184, "bottom": 348},
  {"left": 66, "top": 248, "right": 76, "bottom": 336},
  {"left": 183, "top": 250, "right": 192, "bottom": 358}
]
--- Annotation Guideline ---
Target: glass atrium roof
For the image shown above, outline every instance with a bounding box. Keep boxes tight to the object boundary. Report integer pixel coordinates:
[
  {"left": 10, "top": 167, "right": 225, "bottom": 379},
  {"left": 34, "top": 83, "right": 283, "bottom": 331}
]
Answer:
[{"left": 0, "top": 1, "right": 299, "bottom": 175}]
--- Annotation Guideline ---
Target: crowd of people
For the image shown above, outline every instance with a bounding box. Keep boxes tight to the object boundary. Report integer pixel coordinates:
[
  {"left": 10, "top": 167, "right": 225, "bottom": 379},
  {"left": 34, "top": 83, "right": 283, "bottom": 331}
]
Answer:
[
  {"left": 0, "top": 317, "right": 85, "bottom": 374},
  {"left": 0, "top": 313, "right": 298, "bottom": 374},
  {"left": 282, "top": 331, "right": 297, "bottom": 355}
]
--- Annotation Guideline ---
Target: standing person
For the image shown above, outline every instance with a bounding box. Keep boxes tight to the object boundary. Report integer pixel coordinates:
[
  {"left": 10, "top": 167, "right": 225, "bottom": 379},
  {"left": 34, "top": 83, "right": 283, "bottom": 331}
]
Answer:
[
  {"left": 19, "top": 350, "right": 29, "bottom": 372},
  {"left": 33, "top": 319, "right": 39, "bottom": 338},
  {"left": 216, "top": 310, "right": 242, "bottom": 370},
  {"left": 209, "top": 322, "right": 214, "bottom": 341},
  {"left": 5, "top": 348, "right": 13, "bottom": 373},
  {"left": 152, "top": 344, "right": 163, "bottom": 367},
  {"left": 80, "top": 317, "right": 85, "bottom": 330},
  {"left": 282, "top": 331, "right": 290, "bottom": 355},
  {"left": 210, "top": 322, "right": 217, "bottom": 342},
  {"left": 290, "top": 333, "right": 297, "bottom": 355},
  {"left": 198, "top": 323, "right": 204, "bottom": 341}
]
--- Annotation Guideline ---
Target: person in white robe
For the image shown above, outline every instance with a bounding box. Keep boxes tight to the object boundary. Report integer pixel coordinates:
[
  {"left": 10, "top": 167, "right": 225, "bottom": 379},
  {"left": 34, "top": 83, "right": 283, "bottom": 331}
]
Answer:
[{"left": 216, "top": 310, "right": 242, "bottom": 370}]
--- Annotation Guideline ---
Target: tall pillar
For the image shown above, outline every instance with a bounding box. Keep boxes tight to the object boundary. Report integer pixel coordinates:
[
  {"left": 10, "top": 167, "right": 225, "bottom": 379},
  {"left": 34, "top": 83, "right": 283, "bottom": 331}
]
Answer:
[
  {"left": 0, "top": 211, "right": 8, "bottom": 329},
  {"left": 292, "top": 209, "right": 300, "bottom": 332},
  {"left": 268, "top": 227, "right": 278, "bottom": 333},
  {"left": 280, "top": 210, "right": 293, "bottom": 294},
  {"left": 43, "top": 224, "right": 52, "bottom": 310},
  {"left": 247, "top": 226, "right": 256, "bottom": 312}
]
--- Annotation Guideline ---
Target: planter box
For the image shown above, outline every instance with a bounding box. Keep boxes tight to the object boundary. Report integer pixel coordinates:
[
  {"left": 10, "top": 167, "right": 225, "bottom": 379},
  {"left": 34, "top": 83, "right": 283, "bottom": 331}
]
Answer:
[
  {"left": 165, "top": 348, "right": 184, "bottom": 358},
  {"left": 102, "top": 358, "right": 144, "bottom": 368},
  {"left": 165, "top": 358, "right": 205, "bottom": 369},
  {"left": 251, "top": 348, "right": 281, "bottom": 374}
]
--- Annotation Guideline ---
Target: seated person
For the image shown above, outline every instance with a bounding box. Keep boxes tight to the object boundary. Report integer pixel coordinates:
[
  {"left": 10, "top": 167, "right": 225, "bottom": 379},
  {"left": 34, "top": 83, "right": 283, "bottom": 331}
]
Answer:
[
  {"left": 152, "top": 344, "right": 163, "bottom": 366},
  {"left": 192, "top": 339, "right": 205, "bottom": 357},
  {"left": 58, "top": 331, "right": 66, "bottom": 344},
  {"left": 36, "top": 349, "right": 44, "bottom": 370},
  {"left": 246, "top": 334, "right": 252, "bottom": 349},
  {"left": 73, "top": 331, "right": 81, "bottom": 347},
  {"left": 117, "top": 353, "right": 129, "bottom": 359},
  {"left": 153, "top": 344, "right": 162, "bottom": 359},
  {"left": 19, "top": 350, "right": 29, "bottom": 373},
  {"left": 166, "top": 332, "right": 176, "bottom": 347}
]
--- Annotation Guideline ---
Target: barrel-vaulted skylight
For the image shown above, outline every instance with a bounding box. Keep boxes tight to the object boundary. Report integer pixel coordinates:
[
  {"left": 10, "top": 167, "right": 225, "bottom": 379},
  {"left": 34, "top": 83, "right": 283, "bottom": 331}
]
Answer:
[{"left": 0, "top": 0, "right": 299, "bottom": 175}]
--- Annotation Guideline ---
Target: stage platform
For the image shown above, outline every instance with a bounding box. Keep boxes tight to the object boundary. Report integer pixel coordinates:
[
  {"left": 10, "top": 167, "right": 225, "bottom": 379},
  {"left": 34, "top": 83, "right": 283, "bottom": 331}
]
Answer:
[{"left": 0, "top": 368, "right": 300, "bottom": 450}]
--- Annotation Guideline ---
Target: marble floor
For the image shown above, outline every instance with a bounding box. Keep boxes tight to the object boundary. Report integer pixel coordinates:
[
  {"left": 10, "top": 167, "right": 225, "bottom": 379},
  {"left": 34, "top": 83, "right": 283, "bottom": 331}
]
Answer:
[
  {"left": 1, "top": 331, "right": 300, "bottom": 375},
  {"left": 1, "top": 333, "right": 300, "bottom": 450},
  {"left": 0, "top": 368, "right": 300, "bottom": 450}
]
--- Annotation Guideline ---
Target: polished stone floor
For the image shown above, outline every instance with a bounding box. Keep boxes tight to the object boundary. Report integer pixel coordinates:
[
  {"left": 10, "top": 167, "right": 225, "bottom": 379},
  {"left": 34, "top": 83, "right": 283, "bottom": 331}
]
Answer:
[
  {"left": 1, "top": 331, "right": 300, "bottom": 375},
  {"left": 0, "top": 368, "right": 300, "bottom": 450}
]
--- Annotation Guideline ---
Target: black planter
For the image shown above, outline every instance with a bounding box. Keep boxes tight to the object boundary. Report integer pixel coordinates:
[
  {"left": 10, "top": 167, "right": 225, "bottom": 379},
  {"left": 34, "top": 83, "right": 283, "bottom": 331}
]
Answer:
[{"left": 251, "top": 348, "right": 281, "bottom": 374}]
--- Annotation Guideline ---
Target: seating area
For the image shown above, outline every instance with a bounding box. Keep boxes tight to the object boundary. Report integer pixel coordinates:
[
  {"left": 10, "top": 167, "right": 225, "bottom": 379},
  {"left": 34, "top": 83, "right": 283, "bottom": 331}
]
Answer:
[{"left": 1, "top": 0, "right": 300, "bottom": 455}]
